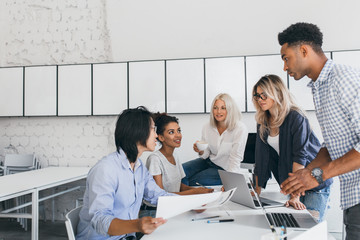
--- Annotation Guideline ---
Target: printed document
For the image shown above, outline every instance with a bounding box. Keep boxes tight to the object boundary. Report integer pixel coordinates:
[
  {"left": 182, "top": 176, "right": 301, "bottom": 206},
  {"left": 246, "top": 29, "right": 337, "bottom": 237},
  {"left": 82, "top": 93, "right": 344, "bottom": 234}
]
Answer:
[{"left": 156, "top": 188, "right": 236, "bottom": 219}]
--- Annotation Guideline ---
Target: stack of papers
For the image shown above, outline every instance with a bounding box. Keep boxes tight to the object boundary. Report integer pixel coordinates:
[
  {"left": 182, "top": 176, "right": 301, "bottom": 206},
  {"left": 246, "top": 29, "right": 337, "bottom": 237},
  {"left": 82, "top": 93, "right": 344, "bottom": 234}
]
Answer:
[{"left": 156, "top": 188, "right": 236, "bottom": 219}]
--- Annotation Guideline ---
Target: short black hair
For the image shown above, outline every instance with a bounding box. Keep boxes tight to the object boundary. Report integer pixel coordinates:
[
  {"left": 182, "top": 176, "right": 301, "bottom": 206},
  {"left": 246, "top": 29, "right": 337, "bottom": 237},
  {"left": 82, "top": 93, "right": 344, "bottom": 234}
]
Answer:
[
  {"left": 115, "top": 106, "right": 152, "bottom": 163},
  {"left": 278, "top": 22, "right": 323, "bottom": 53},
  {"left": 152, "top": 112, "right": 179, "bottom": 142}
]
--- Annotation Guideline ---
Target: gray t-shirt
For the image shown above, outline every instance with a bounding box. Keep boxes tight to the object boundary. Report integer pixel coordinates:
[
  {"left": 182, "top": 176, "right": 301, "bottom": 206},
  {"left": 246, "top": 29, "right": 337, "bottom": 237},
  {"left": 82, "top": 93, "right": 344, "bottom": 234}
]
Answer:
[{"left": 146, "top": 150, "right": 186, "bottom": 193}]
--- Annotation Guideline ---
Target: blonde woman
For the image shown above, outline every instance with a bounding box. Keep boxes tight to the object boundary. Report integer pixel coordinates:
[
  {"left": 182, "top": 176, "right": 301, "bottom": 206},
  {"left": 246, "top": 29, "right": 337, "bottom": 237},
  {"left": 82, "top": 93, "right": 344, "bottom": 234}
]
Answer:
[
  {"left": 182, "top": 93, "right": 248, "bottom": 186},
  {"left": 252, "top": 75, "right": 332, "bottom": 222}
]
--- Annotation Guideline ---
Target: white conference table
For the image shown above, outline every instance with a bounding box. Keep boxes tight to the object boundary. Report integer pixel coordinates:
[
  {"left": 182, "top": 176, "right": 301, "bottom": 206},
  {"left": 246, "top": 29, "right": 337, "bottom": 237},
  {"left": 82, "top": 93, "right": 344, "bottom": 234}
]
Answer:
[
  {"left": 0, "top": 166, "right": 90, "bottom": 240},
  {"left": 143, "top": 188, "right": 334, "bottom": 240}
]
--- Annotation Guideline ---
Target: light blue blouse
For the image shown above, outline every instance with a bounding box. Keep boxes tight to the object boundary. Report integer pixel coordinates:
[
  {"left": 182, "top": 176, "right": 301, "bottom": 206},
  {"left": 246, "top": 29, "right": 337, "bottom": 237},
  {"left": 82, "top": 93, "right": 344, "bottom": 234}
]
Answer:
[{"left": 76, "top": 149, "right": 174, "bottom": 240}]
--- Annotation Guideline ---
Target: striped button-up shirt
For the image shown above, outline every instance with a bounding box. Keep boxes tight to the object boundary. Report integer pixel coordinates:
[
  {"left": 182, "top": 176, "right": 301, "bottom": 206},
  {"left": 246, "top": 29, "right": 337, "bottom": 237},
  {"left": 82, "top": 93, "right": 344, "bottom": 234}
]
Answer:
[{"left": 308, "top": 59, "right": 360, "bottom": 210}]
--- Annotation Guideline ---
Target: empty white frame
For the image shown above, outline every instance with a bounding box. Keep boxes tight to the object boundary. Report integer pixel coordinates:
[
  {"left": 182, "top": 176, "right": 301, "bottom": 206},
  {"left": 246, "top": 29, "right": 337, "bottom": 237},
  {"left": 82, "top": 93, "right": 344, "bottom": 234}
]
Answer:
[
  {"left": 58, "top": 65, "right": 91, "bottom": 116},
  {"left": 129, "top": 61, "right": 165, "bottom": 112},
  {"left": 166, "top": 59, "right": 204, "bottom": 113},
  {"left": 205, "top": 57, "right": 246, "bottom": 112},
  {"left": 332, "top": 50, "right": 360, "bottom": 69},
  {"left": 0, "top": 67, "right": 23, "bottom": 116},
  {"left": 288, "top": 52, "right": 331, "bottom": 111},
  {"left": 24, "top": 66, "right": 57, "bottom": 116},
  {"left": 93, "top": 63, "right": 128, "bottom": 115},
  {"left": 245, "top": 55, "right": 287, "bottom": 112}
]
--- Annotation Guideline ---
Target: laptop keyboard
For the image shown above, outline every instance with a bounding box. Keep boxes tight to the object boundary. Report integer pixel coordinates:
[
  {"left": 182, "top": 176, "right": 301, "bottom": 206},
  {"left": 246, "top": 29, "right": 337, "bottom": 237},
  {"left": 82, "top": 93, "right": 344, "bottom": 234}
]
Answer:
[
  {"left": 266, "top": 213, "right": 300, "bottom": 228},
  {"left": 253, "top": 200, "right": 269, "bottom": 207}
]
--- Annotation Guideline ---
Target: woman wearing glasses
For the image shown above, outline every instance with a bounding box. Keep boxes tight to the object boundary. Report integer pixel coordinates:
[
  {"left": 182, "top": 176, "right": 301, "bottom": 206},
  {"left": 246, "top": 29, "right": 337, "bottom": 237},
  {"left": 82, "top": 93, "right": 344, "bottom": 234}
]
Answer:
[
  {"left": 146, "top": 113, "right": 213, "bottom": 195},
  {"left": 182, "top": 93, "right": 248, "bottom": 186},
  {"left": 252, "top": 75, "right": 332, "bottom": 222}
]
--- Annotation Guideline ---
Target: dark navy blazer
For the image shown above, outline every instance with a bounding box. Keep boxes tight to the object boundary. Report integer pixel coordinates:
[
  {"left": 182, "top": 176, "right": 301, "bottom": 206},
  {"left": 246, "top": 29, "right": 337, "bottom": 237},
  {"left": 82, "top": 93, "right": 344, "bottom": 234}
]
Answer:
[{"left": 254, "top": 110, "right": 333, "bottom": 191}]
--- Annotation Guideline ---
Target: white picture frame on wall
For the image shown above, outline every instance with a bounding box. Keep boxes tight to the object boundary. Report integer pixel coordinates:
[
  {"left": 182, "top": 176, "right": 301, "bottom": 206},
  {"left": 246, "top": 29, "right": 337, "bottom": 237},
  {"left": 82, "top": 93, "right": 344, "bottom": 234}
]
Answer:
[
  {"left": 24, "top": 66, "right": 57, "bottom": 116},
  {"left": 93, "top": 63, "right": 128, "bottom": 115},
  {"left": 205, "top": 57, "right": 246, "bottom": 112},
  {"left": 166, "top": 59, "right": 205, "bottom": 113},
  {"left": 58, "top": 64, "right": 92, "bottom": 116},
  {"left": 129, "top": 61, "right": 165, "bottom": 112},
  {"left": 0, "top": 67, "right": 23, "bottom": 116}
]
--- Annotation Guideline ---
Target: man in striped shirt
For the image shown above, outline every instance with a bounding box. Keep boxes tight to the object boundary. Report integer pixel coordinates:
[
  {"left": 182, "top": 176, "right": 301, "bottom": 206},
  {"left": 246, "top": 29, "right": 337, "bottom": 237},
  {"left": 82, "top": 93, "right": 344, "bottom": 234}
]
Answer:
[{"left": 278, "top": 22, "right": 360, "bottom": 240}]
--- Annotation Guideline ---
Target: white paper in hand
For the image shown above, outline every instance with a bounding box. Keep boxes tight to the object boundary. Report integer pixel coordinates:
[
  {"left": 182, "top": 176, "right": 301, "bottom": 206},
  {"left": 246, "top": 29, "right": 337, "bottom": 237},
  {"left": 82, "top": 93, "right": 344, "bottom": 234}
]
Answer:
[{"left": 156, "top": 188, "right": 236, "bottom": 219}]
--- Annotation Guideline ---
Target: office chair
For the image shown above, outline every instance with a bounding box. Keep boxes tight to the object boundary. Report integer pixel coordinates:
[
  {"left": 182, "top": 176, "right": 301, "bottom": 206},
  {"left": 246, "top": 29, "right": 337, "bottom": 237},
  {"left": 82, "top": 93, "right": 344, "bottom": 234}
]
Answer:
[
  {"left": 1, "top": 154, "right": 37, "bottom": 175},
  {"left": 241, "top": 133, "right": 256, "bottom": 173},
  {"left": 0, "top": 154, "right": 38, "bottom": 231},
  {"left": 65, "top": 206, "right": 82, "bottom": 240}
]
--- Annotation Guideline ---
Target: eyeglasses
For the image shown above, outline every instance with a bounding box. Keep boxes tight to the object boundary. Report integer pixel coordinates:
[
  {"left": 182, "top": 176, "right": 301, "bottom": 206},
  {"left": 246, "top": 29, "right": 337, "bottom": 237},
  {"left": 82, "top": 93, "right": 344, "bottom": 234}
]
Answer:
[{"left": 253, "top": 93, "right": 268, "bottom": 101}]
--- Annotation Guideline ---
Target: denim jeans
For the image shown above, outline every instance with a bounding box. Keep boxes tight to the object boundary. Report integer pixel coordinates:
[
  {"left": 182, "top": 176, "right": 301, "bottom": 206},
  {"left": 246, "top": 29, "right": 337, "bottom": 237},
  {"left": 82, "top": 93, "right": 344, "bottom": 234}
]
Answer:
[
  {"left": 181, "top": 158, "right": 223, "bottom": 186},
  {"left": 344, "top": 203, "right": 360, "bottom": 240},
  {"left": 300, "top": 184, "right": 331, "bottom": 222}
]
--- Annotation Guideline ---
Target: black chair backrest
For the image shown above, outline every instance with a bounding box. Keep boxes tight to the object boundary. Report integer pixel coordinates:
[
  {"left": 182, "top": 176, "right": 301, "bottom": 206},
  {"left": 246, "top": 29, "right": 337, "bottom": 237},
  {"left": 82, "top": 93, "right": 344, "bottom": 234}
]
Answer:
[{"left": 243, "top": 133, "right": 256, "bottom": 164}]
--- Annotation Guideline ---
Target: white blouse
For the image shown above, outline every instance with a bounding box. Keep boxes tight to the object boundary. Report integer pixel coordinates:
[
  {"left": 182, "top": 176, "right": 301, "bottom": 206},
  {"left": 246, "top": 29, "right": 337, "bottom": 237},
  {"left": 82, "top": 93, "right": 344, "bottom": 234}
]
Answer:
[
  {"left": 267, "top": 134, "right": 280, "bottom": 155},
  {"left": 199, "top": 121, "right": 248, "bottom": 173}
]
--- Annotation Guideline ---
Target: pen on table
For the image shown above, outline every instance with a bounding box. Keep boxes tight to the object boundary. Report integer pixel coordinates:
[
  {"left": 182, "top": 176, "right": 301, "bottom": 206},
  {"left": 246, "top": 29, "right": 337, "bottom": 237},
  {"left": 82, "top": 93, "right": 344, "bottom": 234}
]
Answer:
[
  {"left": 269, "top": 225, "right": 277, "bottom": 234},
  {"left": 192, "top": 215, "right": 220, "bottom": 221},
  {"left": 281, "top": 220, "right": 287, "bottom": 240},
  {"left": 195, "top": 182, "right": 211, "bottom": 189},
  {"left": 207, "top": 219, "right": 234, "bottom": 223}
]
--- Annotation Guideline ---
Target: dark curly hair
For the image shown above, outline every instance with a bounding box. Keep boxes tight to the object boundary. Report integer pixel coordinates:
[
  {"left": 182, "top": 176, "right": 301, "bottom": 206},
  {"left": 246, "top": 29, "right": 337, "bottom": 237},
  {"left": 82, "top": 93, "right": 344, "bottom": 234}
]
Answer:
[
  {"left": 152, "top": 112, "right": 179, "bottom": 142},
  {"left": 278, "top": 22, "right": 323, "bottom": 53}
]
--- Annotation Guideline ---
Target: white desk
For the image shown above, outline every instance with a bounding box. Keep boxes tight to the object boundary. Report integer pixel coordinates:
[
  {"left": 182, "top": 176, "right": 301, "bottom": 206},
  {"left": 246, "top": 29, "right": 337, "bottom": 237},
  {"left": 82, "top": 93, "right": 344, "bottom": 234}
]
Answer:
[
  {"left": 0, "top": 167, "right": 90, "bottom": 240},
  {"left": 143, "top": 188, "right": 334, "bottom": 240}
]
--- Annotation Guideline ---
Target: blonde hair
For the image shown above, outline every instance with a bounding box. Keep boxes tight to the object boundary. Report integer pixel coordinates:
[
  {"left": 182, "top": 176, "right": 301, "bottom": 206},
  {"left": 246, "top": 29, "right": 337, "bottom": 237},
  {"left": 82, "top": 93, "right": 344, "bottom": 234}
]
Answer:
[
  {"left": 252, "top": 75, "right": 305, "bottom": 142},
  {"left": 210, "top": 93, "right": 241, "bottom": 131}
]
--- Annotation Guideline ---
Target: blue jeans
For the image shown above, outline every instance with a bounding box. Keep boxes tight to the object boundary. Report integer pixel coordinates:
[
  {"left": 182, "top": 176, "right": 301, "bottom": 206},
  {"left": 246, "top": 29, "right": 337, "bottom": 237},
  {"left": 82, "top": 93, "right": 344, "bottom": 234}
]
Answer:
[
  {"left": 344, "top": 203, "right": 360, "bottom": 240},
  {"left": 300, "top": 184, "right": 331, "bottom": 222},
  {"left": 181, "top": 158, "right": 223, "bottom": 186}
]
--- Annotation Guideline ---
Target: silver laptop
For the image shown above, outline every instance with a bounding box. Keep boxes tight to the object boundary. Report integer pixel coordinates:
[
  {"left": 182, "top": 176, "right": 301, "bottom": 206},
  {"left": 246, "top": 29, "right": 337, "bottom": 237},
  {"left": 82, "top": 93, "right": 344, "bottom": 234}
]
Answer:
[
  {"left": 219, "top": 170, "right": 284, "bottom": 209},
  {"left": 245, "top": 174, "right": 318, "bottom": 230}
]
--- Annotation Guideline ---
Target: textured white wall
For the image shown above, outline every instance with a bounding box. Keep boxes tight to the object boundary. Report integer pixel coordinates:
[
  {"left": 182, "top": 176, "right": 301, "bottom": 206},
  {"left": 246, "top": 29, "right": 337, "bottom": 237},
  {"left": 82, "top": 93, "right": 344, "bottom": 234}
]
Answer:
[
  {"left": 0, "top": 0, "right": 111, "bottom": 66},
  {"left": 0, "top": 116, "right": 117, "bottom": 167}
]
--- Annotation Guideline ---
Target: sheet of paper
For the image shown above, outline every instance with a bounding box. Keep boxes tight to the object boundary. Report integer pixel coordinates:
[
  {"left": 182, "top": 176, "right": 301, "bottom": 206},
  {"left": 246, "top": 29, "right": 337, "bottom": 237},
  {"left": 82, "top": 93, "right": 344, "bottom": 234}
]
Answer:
[
  {"left": 195, "top": 188, "right": 236, "bottom": 209},
  {"left": 156, "top": 188, "right": 236, "bottom": 219}
]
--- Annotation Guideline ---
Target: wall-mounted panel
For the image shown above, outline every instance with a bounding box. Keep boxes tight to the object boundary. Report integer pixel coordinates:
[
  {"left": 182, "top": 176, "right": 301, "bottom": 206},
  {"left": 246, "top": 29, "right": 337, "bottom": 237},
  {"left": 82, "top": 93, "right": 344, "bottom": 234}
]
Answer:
[
  {"left": 332, "top": 50, "right": 360, "bottom": 69},
  {"left": 129, "top": 61, "right": 165, "bottom": 112},
  {"left": 58, "top": 65, "right": 91, "bottom": 116},
  {"left": 166, "top": 59, "right": 204, "bottom": 113},
  {"left": 245, "top": 55, "right": 287, "bottom": 112},
  {"left": 205, "top": 57, "right": 246, "bottom": 112},
  {"left": 93, "top": 63, "right": 127, "bottom": 115},
  {"left": 288, "top": 52, "right": 331, "bottom": 111},
  {"left": 0, "top": 67, "right": 23, "bottom": 116},
  {"left": 24, "top": 66, "right": 57, "bottom": 116}
]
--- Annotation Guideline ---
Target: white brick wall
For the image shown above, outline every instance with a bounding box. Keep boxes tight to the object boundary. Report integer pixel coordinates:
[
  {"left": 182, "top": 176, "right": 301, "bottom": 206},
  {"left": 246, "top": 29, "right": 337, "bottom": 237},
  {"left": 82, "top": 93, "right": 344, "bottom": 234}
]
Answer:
[
  {"left": 0, "top": 0, "right": 111, "bottom": 67},
  {"left": 0, "top": 116, "right": 116, "bottom": 167}
]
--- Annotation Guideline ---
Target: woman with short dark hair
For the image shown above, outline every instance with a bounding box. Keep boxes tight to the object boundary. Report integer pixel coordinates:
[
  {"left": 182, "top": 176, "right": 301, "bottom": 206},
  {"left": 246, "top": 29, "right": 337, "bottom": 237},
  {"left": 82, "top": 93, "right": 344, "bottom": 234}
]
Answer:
[{"left": 77, "top": 107, "right": 174, "bottom": 240}]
